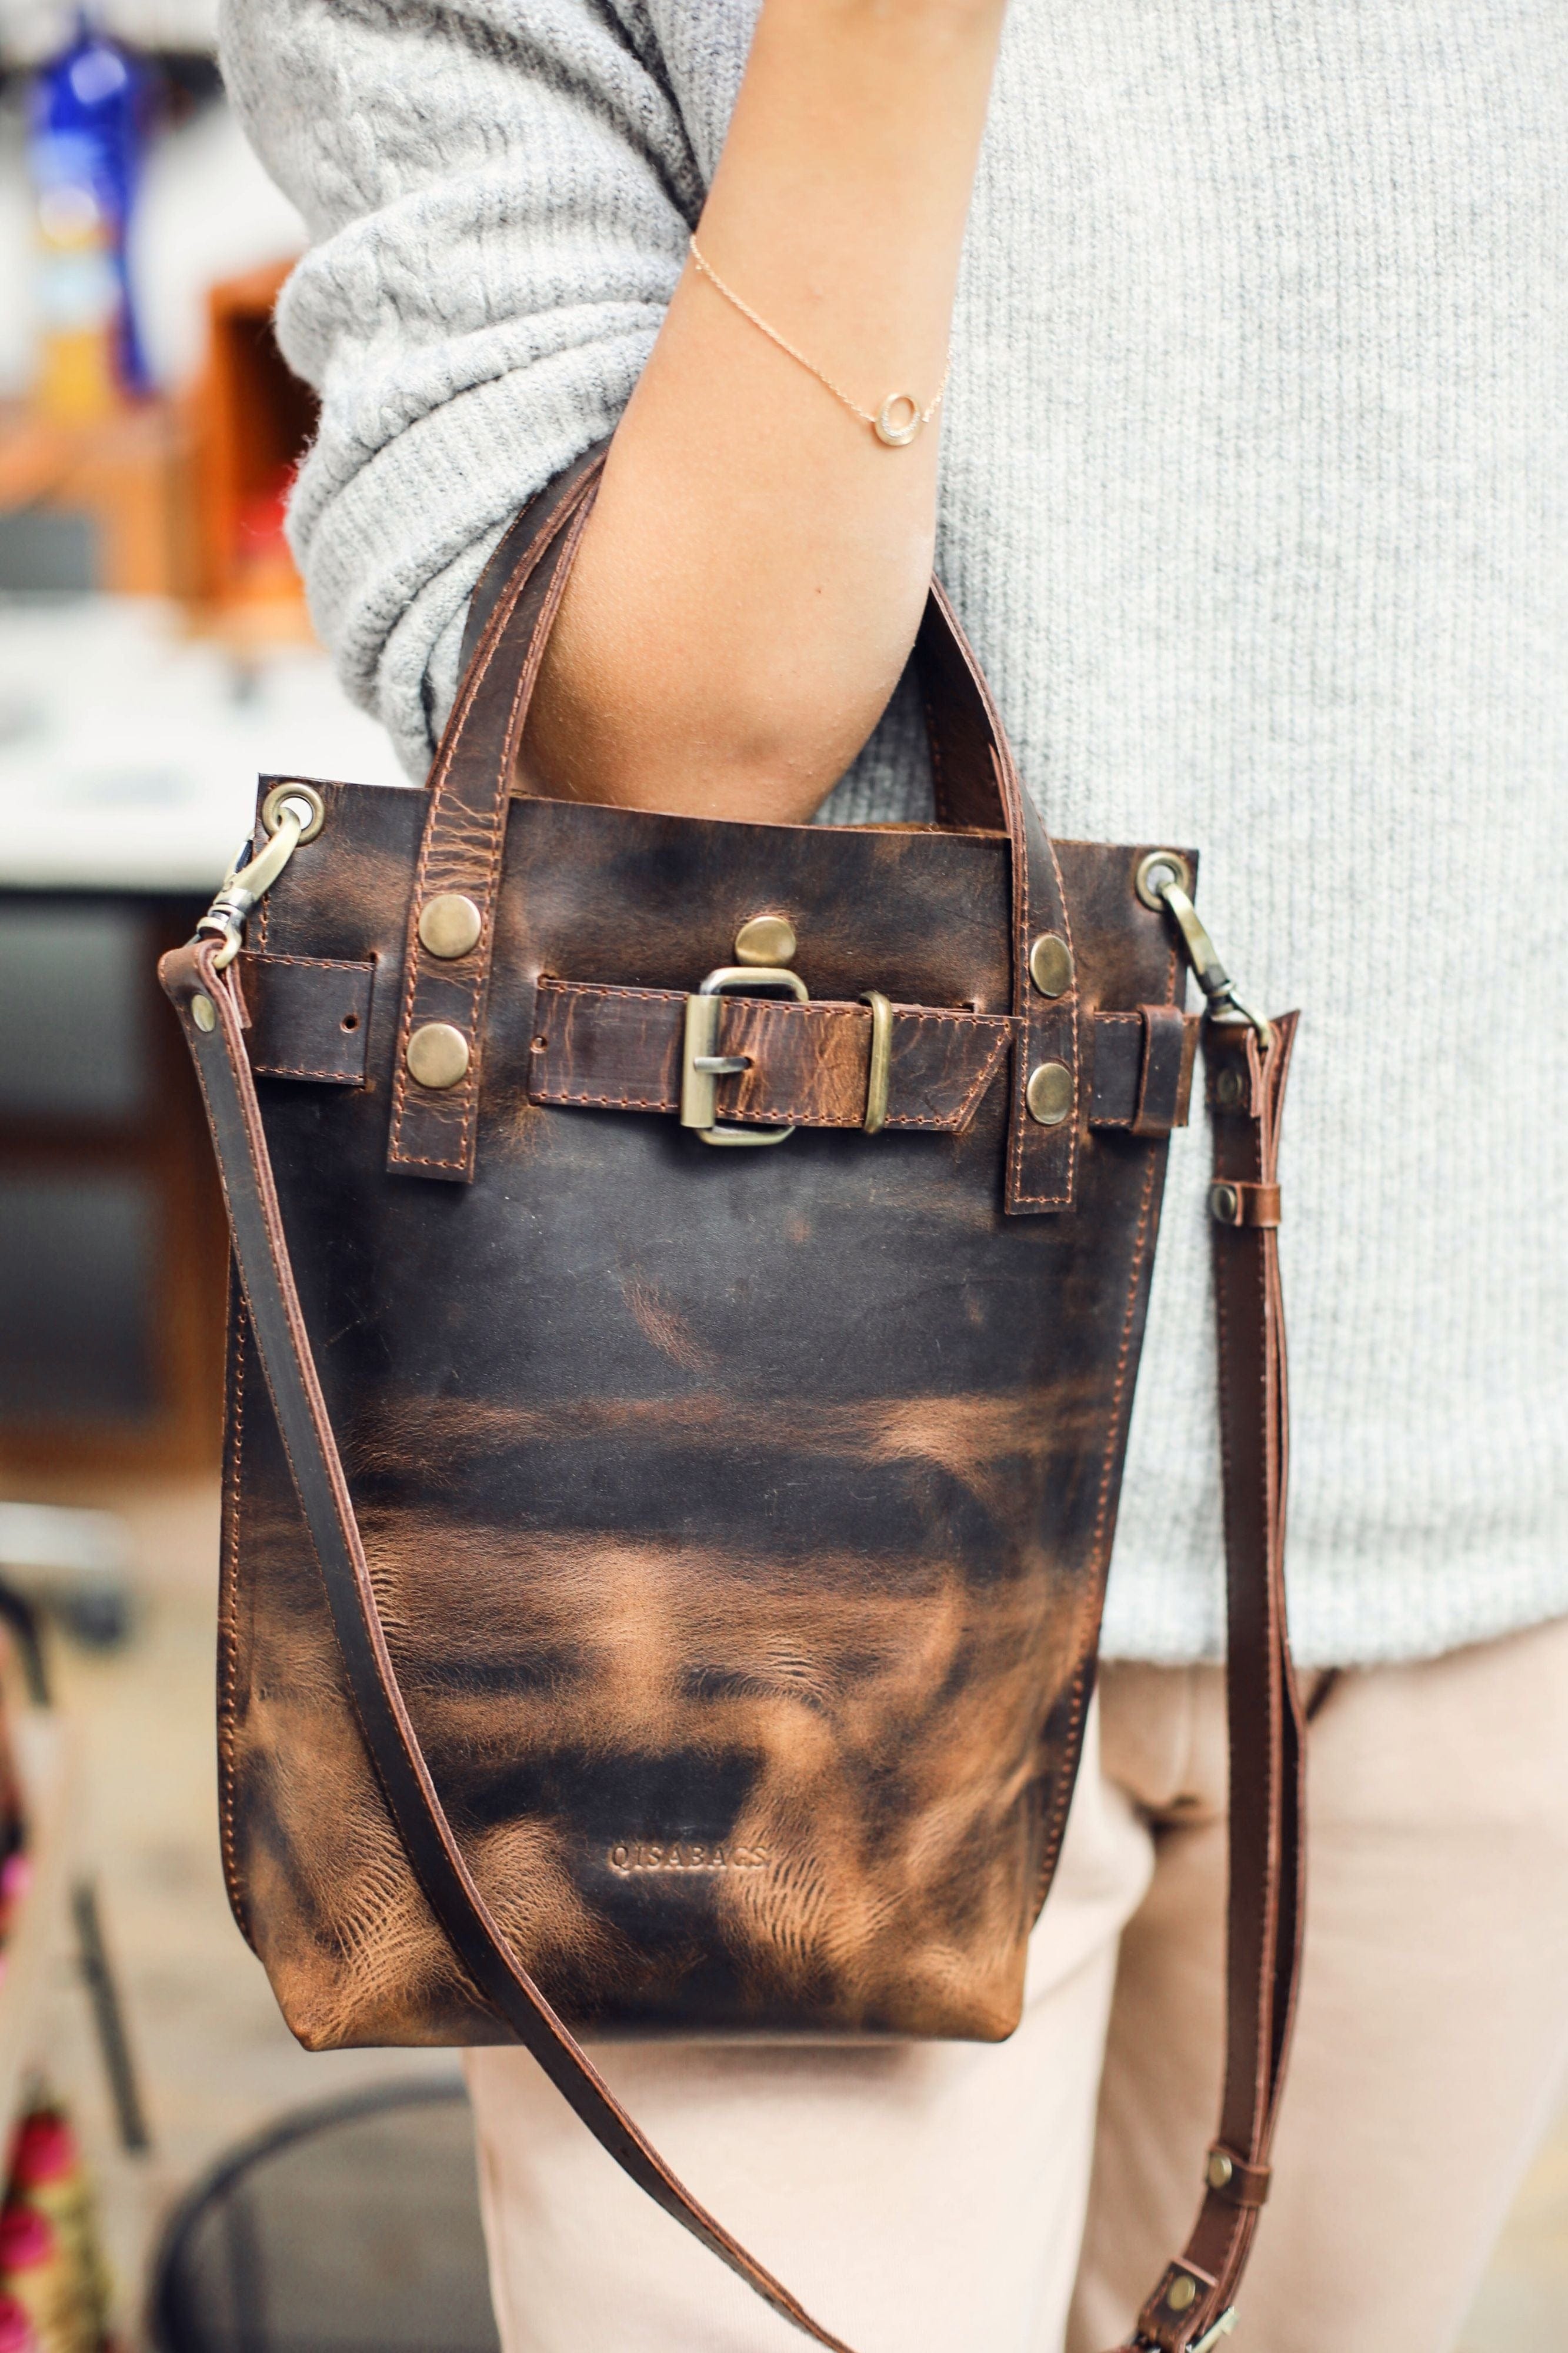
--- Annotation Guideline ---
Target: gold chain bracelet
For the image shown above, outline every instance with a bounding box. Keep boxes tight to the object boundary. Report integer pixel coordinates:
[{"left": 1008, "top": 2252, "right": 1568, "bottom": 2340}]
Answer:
[{"left": 688, "top": 236, "right": 950, "bottom": 448}]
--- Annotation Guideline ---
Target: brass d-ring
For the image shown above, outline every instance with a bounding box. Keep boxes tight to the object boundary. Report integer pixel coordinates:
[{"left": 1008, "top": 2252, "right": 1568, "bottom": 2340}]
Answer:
[{"left": 860, "top": 991, "right": 892, "bottom": 1135}]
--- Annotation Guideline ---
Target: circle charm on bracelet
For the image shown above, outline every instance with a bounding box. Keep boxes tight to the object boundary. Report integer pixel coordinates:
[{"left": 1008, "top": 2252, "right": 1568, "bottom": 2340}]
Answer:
[{"left": 875, "top": 395, "right": 923, "bottom": 448}]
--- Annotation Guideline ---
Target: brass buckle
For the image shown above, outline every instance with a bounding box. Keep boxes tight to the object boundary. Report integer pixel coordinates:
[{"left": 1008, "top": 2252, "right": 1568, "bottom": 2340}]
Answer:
[{"left": 680, "top": 965, "right": 807, "bottom": 1148}]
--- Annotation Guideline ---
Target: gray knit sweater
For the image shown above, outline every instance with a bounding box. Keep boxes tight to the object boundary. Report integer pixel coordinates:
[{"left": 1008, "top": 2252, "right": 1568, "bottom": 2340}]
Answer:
[{"left": 221, "top": 0, "right": 1566, "bottom": 1668}]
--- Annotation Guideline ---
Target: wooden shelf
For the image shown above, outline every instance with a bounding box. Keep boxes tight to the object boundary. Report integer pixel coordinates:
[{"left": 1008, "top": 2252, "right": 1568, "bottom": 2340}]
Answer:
[{"left": 0, "top": 405, "right": 195, "bottom": 599}]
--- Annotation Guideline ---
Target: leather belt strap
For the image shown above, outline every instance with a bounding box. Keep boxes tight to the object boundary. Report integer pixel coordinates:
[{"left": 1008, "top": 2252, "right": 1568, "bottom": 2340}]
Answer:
[
  {"left": 162, "top": 934, "right": 1302, "bottom": 2353},
  {"left": 527, "top": 979, "right": 1199, "bottom": 1137}
]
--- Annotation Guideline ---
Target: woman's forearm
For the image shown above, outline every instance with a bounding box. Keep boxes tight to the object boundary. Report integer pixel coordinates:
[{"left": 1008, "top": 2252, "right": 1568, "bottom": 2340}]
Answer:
[{"left": 523, "top": 0, "right": 1008, "bottom": 822}]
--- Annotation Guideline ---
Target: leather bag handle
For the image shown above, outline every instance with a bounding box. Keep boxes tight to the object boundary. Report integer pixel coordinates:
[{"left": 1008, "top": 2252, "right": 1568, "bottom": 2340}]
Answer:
[
  {"left": 161, "top": 920, "right": 1302, "bottom": 2353},
  {"left": 384, "top": 446, "right": 1079, "bottom": 1214}
]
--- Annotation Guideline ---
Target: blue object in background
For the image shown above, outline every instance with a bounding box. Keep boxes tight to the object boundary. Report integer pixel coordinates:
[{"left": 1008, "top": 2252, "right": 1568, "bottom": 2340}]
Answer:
[{"left": 29, "top": 14, "right": 151, "bottom": 402}]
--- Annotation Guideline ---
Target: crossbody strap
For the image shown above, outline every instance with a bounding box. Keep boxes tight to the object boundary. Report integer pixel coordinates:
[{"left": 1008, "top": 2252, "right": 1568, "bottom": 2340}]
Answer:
[
  {"left": 1119, "top": 1012, "right": 1304, "bottom": 2353},
  {"left": 162, "top": 932, "right": 1302, "bottom": 2353}
]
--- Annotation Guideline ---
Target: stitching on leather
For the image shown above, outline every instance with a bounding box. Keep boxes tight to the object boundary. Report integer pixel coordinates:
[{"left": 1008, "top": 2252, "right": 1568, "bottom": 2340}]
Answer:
[
  {"left": 1091, "top": 1145, "right": 1159, "bottom": 1584},
  {"left": 251, "top": 1060, "right": 363, "bottom": 1084},
  {"left": 426, "top": 536, "right": 586, "bottom": 1169},
  {"left": 1033, "top": 1139, "right": 1162, "bottom": 1905},
  {"left": 1033, "top": 1650, "right": 1093, "bottom": 1917},
  {"left": 532, "top": 985, "right": 1013, "bottom": 1126},
  {"left": 536, "top": 981, "right": 682, "bottom": 1008},
  {"left": 948, "top": 1024, "right": 1012, "bottom": 1126},
  {"left": 997, "top": 746, "right": 1077, "bottom": 1212},
  {"left": 386, "top": 1146, "right": 486, "bottom": 1170},
  {"left": 218, "top": 1295, "right": 251, "bottom": 1945},
  {"left": 533, "top": 1086, "right": 675, "bottom": 1112},
  {"left": 245, "top": 951, "right": 372, "bottom": 976},
  {"left": 535, "top": 978, "right": 1010, "bottom": 1035},
  {"left": 389, "top": 492, "right": 588, "bottom": 1171}
]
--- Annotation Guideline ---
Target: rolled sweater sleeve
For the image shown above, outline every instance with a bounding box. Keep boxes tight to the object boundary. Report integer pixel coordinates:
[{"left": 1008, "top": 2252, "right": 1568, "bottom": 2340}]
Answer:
[{"left": 218, "top": 0, "right": 704, "bottom": 778}]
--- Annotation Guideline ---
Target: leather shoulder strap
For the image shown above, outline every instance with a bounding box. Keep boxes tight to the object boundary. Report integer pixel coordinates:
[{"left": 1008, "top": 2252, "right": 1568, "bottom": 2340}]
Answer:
[
  {"left": 162, "top": 929, "right": 1302, "bottom": 2353},
  {"left": 1116, "top": 1013, "right": 1304, "bottom": 2353}
]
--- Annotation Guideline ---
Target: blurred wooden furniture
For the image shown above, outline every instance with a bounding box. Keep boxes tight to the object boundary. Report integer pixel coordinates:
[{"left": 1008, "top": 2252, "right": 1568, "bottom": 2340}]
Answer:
[
  {"left": 0, "top": 254, "right": 315, "bottom": 640},
  {"left": 189, "top": 257, "right": 317, "bottom": 646},
  {"left": 0, "top": 894, "right": 227, "bottom": 1485},
  {"left": 0, "top": 404, "right": 194, "bottom": 596}
]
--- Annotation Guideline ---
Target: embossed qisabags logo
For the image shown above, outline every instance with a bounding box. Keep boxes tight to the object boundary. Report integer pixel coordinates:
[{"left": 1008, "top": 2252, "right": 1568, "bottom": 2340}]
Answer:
[{"left": 606, "top": 1839, "right": 770, "bottom": 1876}]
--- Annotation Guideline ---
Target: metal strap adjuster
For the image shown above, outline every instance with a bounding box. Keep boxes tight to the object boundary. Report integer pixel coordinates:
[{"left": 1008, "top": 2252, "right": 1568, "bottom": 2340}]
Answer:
[{"left": 680, "top": 966, "right": 806, "bottom": 1148}]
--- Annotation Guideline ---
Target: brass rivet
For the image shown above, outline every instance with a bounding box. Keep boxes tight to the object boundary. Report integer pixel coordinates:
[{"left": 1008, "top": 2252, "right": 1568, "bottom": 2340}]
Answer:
[
  {"left": 1025, "top": 1060, "right": 1074, "bottom": 1126},
  {"left": 418, "top": 892, "right": 483, "bottom": 960},
  {"left": 405, "top": 1022, "right": 471, "bottom": 1090},
  {"left": 735, "top": 915, "right": 797, "bottom": 967},
  {"left": 1207, "top": 2152, "right": 1235, "bottom": 2191},
  {"left": 1166, "top": 2276, "right": 1198, "bottom": 2314},
  {"left": 1216, "top": 1067, "right": 1245, "bottom": 1108},
  {"left": 1210, "top": 1183, "right": 1240, "bottom": 1225},
  {"left": 1028, "top": 932, "right": 1074, "bottom": 999},
  {"left": 191, "top": 994, "right": 216, "bottom": 1033}
]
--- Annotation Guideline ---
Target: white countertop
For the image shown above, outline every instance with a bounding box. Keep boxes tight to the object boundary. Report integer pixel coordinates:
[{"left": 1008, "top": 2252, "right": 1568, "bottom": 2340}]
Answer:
[{"left": 0, "top": 596, "right": 406, "bottom": 893}]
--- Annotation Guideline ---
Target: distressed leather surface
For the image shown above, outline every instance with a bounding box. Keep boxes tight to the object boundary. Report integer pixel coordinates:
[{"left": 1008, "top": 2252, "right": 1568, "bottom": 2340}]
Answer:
[{"left": 222, "top": 782, "right": 1189, "bottom": 2050}]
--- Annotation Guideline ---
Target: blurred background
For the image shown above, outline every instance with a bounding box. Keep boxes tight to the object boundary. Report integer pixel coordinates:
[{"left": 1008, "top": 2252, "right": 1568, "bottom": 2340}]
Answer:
[{"left": 0, "top": 6, "right": 1559, "bottom": 2350}]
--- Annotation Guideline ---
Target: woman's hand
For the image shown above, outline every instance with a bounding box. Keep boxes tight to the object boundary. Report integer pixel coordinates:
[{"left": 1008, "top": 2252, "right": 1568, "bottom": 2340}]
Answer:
[{"left": 523, "top": 0, "right": 1010, "bottom": 824}]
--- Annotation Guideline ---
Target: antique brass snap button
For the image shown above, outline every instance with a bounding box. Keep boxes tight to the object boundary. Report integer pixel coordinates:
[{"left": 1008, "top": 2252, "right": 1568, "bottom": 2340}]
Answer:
[
  {"left": 191, "top": 994, "right": 216, "bottom": 1032},
  {"left": 1025, "top": 1060, "right": 1073, "bottom": 1126},
  {"left": 1207, "top": 2152, "right": 1236, "bottom": 2190},
  {"left": 1210, "top": 1183, "right": 1240, "bottom": 1224},
  {"left": 1165, "top": 2275, "right": 1198, "bottom": 2314},
  {"left": 1215, "top": 1067, "right": 1245, "bottom": 1108},
  {"left": 734, "top": 915, "right": 797, "bottom": 967},
  {"left": 1027, "top": 932, "right": 1074, "bottom": 998},
  {"left": 406, "top": 1022, "right": 471, "bottom": 1089},
  {"left": 418, "top": 893, "right": 483, "bottom": 959}
]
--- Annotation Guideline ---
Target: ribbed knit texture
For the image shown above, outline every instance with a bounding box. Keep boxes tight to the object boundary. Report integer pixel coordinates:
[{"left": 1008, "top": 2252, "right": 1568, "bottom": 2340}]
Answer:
[{"left": 221, "top": 0, "right": 1567, "bottom": 1667}]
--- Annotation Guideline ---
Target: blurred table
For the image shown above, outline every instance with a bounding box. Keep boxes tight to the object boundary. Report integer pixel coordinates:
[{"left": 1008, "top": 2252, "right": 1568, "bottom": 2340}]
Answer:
[{"left": 0, "top": 594, "right": 399, "bottom": 888}]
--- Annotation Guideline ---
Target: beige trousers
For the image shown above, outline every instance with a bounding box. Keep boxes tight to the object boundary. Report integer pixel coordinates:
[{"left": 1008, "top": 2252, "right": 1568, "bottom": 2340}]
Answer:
[{"left": 467, "top": 1614, "right": 1568, "bottom": 2353}]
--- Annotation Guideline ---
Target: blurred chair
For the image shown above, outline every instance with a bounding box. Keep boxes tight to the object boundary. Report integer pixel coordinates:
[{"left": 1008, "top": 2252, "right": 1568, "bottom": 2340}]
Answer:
[{"left": 148, "top": 2079, "right": 502, "bottom": 2353}]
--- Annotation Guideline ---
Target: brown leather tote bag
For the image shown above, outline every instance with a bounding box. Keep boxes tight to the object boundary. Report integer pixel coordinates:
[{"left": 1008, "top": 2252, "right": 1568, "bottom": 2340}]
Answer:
[{"left": 162, "top": 445, "right": 1302, "bottom": 2353}]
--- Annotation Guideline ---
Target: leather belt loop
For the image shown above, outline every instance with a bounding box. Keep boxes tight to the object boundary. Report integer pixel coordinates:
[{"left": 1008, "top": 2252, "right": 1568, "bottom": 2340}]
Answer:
[
  {"left": 1203, "top": 2148, "right": 1273, "bottom": 2209},
  {"left": 1130, "top": 1001, "right": 1195, "bottom": 1137},
  {"left": 1207, "top": 1179, "right": 1281, "bottom": 1229}
]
